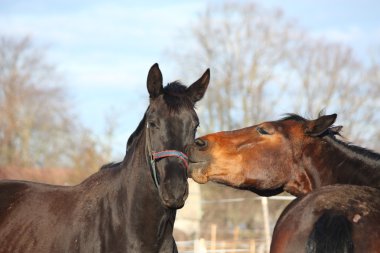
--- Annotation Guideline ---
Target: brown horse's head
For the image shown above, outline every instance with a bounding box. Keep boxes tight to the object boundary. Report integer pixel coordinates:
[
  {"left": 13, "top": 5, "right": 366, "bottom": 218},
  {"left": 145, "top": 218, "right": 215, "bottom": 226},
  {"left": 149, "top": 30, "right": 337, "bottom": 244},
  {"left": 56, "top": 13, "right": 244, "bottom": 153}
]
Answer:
[{"left": 187, "top": 114, "right": 338, "bottom": 196}]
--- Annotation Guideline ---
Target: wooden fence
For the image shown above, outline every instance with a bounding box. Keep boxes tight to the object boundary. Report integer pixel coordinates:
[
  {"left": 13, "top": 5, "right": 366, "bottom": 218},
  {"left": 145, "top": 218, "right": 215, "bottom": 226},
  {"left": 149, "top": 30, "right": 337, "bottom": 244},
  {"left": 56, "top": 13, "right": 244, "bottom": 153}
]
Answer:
[
  {"left": 177, "top": 223, "right": 268, "bottom": 253},
  {"left": 177, "top": 238, "right": 267, "bottom": 253}
]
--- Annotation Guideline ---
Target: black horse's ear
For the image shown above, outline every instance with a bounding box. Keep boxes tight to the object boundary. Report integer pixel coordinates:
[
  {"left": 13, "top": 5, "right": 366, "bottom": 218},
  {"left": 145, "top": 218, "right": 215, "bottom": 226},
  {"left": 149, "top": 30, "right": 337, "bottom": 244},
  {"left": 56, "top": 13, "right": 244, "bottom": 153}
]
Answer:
[
  {"left": 186, "top": 69, "right": 210, "bottom": 103},
  {"left": 305, "top": 114, "right": 337, "bottom": 137},
  {"left": 147, "top": 63, "right": 163, "bottom": 99}
]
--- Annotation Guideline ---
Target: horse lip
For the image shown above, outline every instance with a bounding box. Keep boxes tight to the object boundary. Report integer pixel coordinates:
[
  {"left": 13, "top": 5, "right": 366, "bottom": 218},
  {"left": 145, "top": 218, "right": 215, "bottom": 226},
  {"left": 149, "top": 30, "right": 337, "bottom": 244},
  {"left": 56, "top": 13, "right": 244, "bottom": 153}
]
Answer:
[
  {"left": 188, "top": 160, "right": 209, "bottom": 173},
  {"left": 188, "top": 161, "right": 209, "bottom": 183},
  {"left": 162, "top": 199, "right": 186, "bottom": 209}
]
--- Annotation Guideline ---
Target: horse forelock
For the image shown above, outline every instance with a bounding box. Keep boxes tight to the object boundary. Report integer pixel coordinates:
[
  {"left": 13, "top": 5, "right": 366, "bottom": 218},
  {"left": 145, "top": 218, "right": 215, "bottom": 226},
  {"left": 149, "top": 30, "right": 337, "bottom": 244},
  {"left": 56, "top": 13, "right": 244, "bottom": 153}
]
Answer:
[
  {"left": 281, "top": 113, "right": 307, "bottom": 123},
  {"left": 163, "top": 81, "right": 194, "bottom": 112}
]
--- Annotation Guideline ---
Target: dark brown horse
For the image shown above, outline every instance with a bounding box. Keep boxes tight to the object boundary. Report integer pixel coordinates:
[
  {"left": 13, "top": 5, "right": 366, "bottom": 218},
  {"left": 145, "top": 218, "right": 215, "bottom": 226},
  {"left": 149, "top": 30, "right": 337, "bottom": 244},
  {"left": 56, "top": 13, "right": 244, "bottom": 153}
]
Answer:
[
  {"left": 0, "top": 63, "right": 210, "bottom": 253},
  {"left": 187, "top": 113, "right": 380, "bottom": 252},
  {"left": 272, "top": 185, "right": 380, "bottom": 253}
]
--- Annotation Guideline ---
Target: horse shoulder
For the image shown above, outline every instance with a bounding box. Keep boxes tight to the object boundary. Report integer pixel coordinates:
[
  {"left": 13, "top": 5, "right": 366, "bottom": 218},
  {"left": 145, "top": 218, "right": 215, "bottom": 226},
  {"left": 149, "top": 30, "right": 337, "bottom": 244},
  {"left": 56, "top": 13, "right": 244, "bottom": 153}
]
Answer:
[{"left": 271, "top": 195, "right": 315, "bottom": 253}]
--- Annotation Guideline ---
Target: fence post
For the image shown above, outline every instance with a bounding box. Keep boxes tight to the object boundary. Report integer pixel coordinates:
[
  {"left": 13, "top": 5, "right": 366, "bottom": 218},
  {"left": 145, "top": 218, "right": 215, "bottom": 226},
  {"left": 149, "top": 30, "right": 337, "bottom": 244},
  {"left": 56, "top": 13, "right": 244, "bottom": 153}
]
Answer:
[
  {"left": 261, "top": 197, "right": 271, "bottom": 252},
  {"left": 211, "top": 223, "right": 217, "bottom": 251},
  {"left": 249, "top": 239, "right": 256, "bottom": 253},
  {"left": 232, "top": 226, "right": 240, "bottom": 253},
  {"left": 221, "top": 241, "right": 226, "bottom": 253},
  {"left": 194, "top": 238, "right": 207, "bottom": 253}
]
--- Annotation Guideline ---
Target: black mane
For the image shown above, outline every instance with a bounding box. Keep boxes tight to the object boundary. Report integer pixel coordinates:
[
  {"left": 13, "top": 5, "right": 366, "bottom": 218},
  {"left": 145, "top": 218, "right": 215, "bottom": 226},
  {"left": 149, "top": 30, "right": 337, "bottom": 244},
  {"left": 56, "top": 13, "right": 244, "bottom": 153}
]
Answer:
[
  {"left": 162, "top": 81, "right": 194, "bottom": 112},
  {"left": 99, "top": 161, "right": 122, "bottom": 171},
  {"left": 126, "top": 113, "right": 146, "bottom": 150}
]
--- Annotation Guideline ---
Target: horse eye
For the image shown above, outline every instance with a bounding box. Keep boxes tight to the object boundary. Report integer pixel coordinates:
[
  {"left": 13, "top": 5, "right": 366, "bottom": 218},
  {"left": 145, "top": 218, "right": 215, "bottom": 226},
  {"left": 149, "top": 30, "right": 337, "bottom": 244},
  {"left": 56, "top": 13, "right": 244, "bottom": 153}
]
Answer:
[
  {"left": 257, "top": 127, "right": 270, "bottom": 135},
  {"left": 148, "top": 121, "right": 159, "bottom": 129}
]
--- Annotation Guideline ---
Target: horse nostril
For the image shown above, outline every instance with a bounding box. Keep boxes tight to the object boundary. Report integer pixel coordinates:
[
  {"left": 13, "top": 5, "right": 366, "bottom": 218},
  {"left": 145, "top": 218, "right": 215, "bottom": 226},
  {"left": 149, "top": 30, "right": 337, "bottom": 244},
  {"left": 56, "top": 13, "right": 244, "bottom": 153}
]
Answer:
[{"left": 195, "top": 138, "right": 207, "bottom": 148}]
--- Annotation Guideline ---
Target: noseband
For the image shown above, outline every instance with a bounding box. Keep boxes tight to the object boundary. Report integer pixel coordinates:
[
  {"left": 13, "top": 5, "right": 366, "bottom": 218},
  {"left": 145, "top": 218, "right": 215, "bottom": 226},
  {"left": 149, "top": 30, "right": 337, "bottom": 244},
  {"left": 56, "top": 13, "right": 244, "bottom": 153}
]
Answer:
[{"left": 146, "top": 123, "right": 189, "bottom": 188}]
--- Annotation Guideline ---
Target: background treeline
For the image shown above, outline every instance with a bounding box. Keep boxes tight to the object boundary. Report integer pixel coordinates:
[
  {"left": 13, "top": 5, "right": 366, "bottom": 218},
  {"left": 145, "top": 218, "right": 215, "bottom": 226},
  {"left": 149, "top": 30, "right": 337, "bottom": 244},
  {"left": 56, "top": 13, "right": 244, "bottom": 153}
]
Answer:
[{"left": 0, "top": 37, "right": 115, "bottom": 183}]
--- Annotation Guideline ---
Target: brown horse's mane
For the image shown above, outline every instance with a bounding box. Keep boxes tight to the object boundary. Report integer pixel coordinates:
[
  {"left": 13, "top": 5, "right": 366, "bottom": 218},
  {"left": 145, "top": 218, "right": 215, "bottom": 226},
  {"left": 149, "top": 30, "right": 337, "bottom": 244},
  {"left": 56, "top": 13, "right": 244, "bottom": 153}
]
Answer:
[
  {"left": 280, "top": 113, "right": 309, "bottom": 122},
  {"left": 281, "top": 113, "right": 380, "bottom": 164},
  {"left": 326, "top": 137, "right": 380, "bottom": 166}
]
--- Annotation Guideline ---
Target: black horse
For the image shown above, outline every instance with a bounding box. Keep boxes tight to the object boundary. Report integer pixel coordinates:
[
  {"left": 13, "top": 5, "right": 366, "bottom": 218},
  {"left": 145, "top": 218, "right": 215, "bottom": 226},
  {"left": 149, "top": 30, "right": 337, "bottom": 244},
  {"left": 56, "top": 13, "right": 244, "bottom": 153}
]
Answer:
[{"left": 0, "top": 63, "right": 210, "bottom": 253}]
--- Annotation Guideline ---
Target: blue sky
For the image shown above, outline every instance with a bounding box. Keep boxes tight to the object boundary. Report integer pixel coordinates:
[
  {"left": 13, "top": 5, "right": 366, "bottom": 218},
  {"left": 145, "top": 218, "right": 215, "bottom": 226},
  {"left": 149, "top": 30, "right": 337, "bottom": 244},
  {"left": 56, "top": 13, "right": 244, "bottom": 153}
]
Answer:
[{"left": 1, "top": 0, "right": 379, "bottom": 159}]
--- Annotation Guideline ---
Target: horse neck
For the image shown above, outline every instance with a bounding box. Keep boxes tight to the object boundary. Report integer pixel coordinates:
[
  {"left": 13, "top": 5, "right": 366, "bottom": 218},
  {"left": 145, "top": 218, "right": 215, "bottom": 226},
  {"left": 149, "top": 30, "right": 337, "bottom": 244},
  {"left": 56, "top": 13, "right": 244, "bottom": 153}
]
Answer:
[
  {"left": 302, "top": 135, "right": 380, "bottom": 189},
  {"left": 120, "top": 131, "right": 177, "bottom": 246}
]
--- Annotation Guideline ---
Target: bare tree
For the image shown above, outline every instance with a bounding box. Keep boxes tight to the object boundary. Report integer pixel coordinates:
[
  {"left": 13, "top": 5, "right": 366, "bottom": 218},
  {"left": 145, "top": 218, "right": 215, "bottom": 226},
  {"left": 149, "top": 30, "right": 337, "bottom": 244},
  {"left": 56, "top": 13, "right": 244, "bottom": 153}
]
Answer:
[
  {"left": 288, "top": 38, "right": 380, "bottom": 150},
  {"left": 0, "top": 36, "right": 111, "bottom": 172},
  {"left": 169, "top": 2, "right": 298, "bottom": 133},
  {"left": 0, "top": 36, "right": 71, "bottom": 167},
  {"left": 362, "top": 47, "right": 380, "bottom": 147}
]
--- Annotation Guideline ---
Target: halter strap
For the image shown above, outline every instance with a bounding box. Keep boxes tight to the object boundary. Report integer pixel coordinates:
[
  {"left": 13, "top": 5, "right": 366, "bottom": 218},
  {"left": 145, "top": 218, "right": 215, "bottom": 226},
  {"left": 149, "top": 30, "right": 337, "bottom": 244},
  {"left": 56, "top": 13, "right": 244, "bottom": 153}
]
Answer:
[
  {"left": 146, "top": 123, "right": 189, "bottom": 188},
  {"left": 152, "top": 150, "right": 189, "bottom": 169},
  {"left": 149, "top": 150, "right": 189, "bottom": 189}
]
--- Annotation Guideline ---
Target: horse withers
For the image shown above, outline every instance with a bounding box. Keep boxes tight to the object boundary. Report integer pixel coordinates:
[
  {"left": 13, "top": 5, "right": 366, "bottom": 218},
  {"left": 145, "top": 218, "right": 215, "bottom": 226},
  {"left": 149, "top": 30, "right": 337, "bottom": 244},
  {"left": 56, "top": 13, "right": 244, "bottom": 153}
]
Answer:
[
  {"left": 187, "top": 113, "right": 380, "bottom": 252},
  {"left": 0, "top": 63, "right": 210, "bottom": 253}
]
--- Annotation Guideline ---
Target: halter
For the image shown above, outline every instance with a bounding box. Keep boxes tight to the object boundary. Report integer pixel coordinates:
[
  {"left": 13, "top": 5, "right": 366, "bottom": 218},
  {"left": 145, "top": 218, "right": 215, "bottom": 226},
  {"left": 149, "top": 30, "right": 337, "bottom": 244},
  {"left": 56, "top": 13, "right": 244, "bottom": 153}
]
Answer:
[{"left": 146, "top": 123, "right": 189, "bottom": 188}]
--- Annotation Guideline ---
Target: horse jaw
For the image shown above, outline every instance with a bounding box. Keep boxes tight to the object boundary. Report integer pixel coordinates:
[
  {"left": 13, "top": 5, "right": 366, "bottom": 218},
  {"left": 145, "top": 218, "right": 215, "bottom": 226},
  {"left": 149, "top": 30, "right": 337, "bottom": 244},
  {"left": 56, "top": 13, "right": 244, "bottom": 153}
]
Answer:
[{"left": 283, "top": 169, "right": 313, "bottom": 197}]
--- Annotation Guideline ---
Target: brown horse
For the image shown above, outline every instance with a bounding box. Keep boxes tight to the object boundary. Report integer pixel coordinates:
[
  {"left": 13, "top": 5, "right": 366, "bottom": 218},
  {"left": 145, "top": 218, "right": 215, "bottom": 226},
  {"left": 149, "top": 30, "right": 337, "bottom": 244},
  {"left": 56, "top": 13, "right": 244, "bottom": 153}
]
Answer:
[
  {"left": 187, "top": 113, "right": 380, "bottom": 252},
  {"left": 271, "top": 185, "right": 380, "bottom": 253}
]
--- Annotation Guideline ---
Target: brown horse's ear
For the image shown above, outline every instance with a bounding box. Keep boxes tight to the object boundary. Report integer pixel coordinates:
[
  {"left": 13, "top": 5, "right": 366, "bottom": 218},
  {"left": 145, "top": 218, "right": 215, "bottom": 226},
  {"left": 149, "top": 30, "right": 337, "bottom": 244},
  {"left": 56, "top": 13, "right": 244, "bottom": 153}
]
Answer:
[
  {"left": 305, "top": 114, "right": 337, "bottom": 137},
  {"left": 147, "top": 63, "right": 163, "bottom": 99},
  {"left": 186, "top": 69, "right": 210, "bottom": 102}
]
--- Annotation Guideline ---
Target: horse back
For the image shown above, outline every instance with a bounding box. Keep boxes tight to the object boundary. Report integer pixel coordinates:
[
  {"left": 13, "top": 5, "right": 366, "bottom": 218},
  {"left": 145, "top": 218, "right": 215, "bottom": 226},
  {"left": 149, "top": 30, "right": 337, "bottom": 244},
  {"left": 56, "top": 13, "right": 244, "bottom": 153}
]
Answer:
[
  {"left": 271, "top": 185, "right": 380, "bottom": 253},
  {"left": 0, "top": 180, "right": 35, "bottom": 220},
  {"left": 0, "top": 179, "right": 75, "bottom": 214},
  {"left": 0, "top": 175, "right": 132, "bottom": 253},
  {"left": 0, "top": 180, "right": 74, "bottom": 252}
]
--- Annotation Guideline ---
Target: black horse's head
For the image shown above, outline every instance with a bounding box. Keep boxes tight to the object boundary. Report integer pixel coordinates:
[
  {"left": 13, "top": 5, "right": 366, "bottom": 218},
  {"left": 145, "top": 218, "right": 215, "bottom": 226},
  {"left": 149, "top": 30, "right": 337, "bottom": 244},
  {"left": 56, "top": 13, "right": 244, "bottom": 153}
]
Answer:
[{"left": 141, "top": 63, "right": 209, "bottom": 209}]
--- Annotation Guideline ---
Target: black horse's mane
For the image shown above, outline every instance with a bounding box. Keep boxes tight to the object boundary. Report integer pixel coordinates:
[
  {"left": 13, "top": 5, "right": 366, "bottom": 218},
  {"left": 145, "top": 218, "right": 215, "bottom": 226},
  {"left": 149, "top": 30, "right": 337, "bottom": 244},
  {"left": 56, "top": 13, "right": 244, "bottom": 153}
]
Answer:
[
  {"left": 163, "top": 81, "right": 194, "bottom": 112},
  {"left": 100, "top": 161, "right": 122, "bottom": 170},
  {"left": 126, "top": 114, "right": 146, "bottom": 150},
  {"left": 281, "top": 113, "right": 380, "bottom": 163}
]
